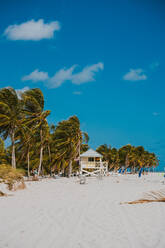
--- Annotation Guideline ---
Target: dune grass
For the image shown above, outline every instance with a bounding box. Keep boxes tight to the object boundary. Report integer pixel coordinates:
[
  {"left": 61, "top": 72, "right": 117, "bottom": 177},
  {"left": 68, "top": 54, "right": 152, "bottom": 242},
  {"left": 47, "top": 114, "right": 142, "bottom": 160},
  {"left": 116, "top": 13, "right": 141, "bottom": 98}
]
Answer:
[{"left": 0, "top": 164, "right": 25, "bottom": 190}]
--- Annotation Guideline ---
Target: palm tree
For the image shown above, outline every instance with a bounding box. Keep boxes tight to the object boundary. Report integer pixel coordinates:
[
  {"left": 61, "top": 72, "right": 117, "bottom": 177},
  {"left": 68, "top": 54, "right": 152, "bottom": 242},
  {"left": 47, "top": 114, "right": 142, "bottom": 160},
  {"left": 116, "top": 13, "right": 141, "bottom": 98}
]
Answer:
[
  {"left": 80, "top": 143, "right": 90, "bottom": 154},
  {"left": 96, "top": 144, "right": 112, "bottom": 170},
  {"left": 111, "top": 148, "right": 120, "bottom": 171},
  {"left": 97, "top": 144, "right": 121, "bottom": 171},
  {"left": 129, "top": 148, "right": 138, "bottom": 173},
  {"left": 97, "top": 144, "right": 111, "bottom": 160},
  {"left": 54, "top": 116, "right": 89, "bottom": 177},
  {"left": 0, "top": 87, "right": 23, "bottom": 168},
  {"left": 149, "top": 153, "right": 159, "bottom": 169},
  {"left": 16, "top": 126, "right": 35, "bottom": 177},
  {"left": 0, "top": 137, "right": 7, "bottom": 164},
  {"left": 0, "top": 138, "right": 5, "bottom": 154},
  {"left": 138, "top": 151, "right": 158, "bottom": 172},
  {"left": 118, "top": 144, "right": 134, "bottom": 172},
  {"left": 22, "top": 88, "right": 50, "bottom": 175}
]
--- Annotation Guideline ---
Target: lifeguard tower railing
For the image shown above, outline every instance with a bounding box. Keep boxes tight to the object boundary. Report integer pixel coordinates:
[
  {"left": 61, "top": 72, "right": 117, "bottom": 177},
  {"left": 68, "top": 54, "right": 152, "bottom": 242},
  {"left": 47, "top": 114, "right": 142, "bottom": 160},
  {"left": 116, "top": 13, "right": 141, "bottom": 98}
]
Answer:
[{"left": 80, "top": 161, "right": 108, "bottom": 176}]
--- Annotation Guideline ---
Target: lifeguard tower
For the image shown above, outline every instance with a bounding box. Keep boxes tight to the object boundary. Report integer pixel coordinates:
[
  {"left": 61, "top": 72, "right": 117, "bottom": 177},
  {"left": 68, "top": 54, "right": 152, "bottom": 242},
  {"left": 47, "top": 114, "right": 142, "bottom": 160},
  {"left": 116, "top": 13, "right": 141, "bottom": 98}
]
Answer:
[{"left": 80, "top": 149, "right": 108, "bottom": 177}]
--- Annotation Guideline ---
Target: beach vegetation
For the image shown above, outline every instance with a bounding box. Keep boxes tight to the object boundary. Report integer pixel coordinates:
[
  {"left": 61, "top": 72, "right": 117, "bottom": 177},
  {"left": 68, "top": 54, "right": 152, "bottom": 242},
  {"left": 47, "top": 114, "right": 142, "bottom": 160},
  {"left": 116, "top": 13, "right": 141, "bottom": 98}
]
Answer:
[
  {"left": 0, "top": 86, "right": 158, "bottom": 178},
  {"left": 97, "top": 144, "right": 158, "bottom": 173},
  {"left": 0, "top": 87, "right": 23, "bottom": 168},
  {"left": 0, "top": 164, "right": 25, "bottom": 190}
]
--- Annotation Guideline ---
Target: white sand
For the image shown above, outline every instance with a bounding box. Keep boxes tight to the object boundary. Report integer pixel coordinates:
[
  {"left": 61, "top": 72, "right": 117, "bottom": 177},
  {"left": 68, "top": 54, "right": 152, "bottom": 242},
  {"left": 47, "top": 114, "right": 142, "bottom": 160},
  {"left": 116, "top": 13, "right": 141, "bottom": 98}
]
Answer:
[{"left": 0, "top": 173, "right": 165, "bottom": 248}]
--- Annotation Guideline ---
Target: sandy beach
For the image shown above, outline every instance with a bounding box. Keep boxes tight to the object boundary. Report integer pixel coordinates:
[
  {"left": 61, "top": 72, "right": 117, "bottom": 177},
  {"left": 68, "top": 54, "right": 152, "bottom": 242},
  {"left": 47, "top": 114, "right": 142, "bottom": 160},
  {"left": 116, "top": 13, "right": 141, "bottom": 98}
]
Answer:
[{"left": 0, "top": 173, "right": 165, "bottom": 248}]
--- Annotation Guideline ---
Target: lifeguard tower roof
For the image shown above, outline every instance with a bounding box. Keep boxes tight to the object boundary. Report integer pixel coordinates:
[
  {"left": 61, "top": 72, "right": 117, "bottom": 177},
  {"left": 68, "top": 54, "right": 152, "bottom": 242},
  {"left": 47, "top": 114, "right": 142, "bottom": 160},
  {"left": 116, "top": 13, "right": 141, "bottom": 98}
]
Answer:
[{"left": 80, "top": 148, "right": 103, "bottom": 158}]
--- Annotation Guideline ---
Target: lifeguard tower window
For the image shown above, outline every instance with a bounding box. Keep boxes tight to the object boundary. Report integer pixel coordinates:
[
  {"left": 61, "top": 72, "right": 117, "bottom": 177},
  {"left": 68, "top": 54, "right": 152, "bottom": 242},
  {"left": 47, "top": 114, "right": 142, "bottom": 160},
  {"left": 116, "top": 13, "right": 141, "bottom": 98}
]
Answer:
[
  {"left": 88, "top": 157, "right": 94, "bottom": 162},
  {"left": 95, "top": 157, "right": 100, "bottom": 162}
]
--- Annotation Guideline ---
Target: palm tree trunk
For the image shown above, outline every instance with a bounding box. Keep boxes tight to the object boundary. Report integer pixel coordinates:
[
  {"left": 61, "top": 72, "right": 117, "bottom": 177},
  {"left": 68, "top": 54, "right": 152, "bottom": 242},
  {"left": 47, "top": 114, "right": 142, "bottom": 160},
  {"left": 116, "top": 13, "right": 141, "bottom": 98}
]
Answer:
[
  {"left": 124, "top": 154, "right": 129, "bottom": 174},
  {"left": 48, "top": 144, "right": 51, "bottom": 162},
  {"left": 48, "top": 144, "right": 52, "bottom": 176},
  {"left": 27, "top": 148, "right": 30, "bottom": 177},
  {"left": 78, "top": 140, "right": 81, "bottom": 174},
  {"left": 38, "top": 128, "right": 43, "bottom": 176},
  {"left": 133, "top": 162, "right": 136, "bottom": 174},
  {"left": 38, "top": 145, "right": 43, "bottom": 176},
  {"left": 109, "top": 163, "right": 114, "bottom": 171},
  {"left": 11, "top": 130, "right": 16, "bottom": 169},
  {"left": 68, "top": 160, "right": 72, "bottom": 178}
]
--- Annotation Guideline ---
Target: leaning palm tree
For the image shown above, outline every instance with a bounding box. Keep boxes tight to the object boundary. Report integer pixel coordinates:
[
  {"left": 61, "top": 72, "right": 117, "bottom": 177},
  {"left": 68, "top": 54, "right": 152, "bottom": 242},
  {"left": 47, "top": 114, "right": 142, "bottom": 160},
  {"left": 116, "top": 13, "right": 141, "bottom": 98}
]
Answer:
[
  {"left": 54, "top": 116, "right": 88, "bottom": 177},
  {"left": 97, "top": 144, "right": 112, "bottom": 170},
  {"left": 97, "top": 144, "right": 111, "bottom": 159},
  {"left": 111, "top": 148, "right": 120, "bottom": 171},
  {"left": 66, "top": 116, "right": 89, "bottom": 177},
  {"left": 16, "top": 126, "right": 35, "bottom": 177},
  {"left": 146, "top": 153, "right": 159, "bottom": 171},
  {"left": 0, "top": 137, "right": 7, "bottom": 164},
  {"left": 0, "top": 138, "right": 5, "bottom": 155},
  {"left": 22, "top": 88, "right": 50, "bottom": 175},
  {"left": 0, "top": 87, "right": 23, "bottom": 168}
]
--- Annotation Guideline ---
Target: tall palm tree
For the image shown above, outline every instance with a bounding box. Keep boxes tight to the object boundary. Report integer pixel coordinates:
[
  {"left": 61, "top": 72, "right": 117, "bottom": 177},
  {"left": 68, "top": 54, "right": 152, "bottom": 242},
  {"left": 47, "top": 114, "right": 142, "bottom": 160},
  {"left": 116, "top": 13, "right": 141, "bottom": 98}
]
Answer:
[
  {"left": 22, "top": 88, "right": 50, "bottom": 175},
  {"left": 54, "top": 116, "right": 88, "bottom": 177},
  {"left": 0, "top": 138, "right": 5, "bottom": 154},
  {"left": 118, "top": 144, "right": 134, "bottom": 171},
  {"left": 129, "top": 148, "right": 138, "bottom": 173},
  {"left": 0, "top": 137, "right": 7, "bottom": 164},
  {"left": 16, "top": 126, "right": 35, "bottom": 177},
  {"left": 111, "top": 148, "right": 120, "bottom": 171},
  {"left": 0, "top": 87, "right": 23, "bottom": 168},
  {"left": 97, "top": 144, "right": 112, "bottom": 170}
]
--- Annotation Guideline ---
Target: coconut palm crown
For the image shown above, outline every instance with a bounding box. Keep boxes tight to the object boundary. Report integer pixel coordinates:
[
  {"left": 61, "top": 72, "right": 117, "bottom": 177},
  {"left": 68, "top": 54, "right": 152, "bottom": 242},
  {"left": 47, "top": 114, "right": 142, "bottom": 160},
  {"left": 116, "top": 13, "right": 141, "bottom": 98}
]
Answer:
[{"left": 0, "top": 87, "right": 23, "bottom": 168}]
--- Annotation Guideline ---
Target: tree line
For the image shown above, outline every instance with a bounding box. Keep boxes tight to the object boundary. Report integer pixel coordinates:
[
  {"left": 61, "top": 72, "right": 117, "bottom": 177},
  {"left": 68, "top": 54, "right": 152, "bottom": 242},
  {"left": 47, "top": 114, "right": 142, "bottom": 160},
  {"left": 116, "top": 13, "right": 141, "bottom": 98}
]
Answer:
[
  {"left": 97, "top": 144, "right": 158, "bottom": 173},
  {"left": 0, "top": 87, "right": 158, "bottom": 177}
]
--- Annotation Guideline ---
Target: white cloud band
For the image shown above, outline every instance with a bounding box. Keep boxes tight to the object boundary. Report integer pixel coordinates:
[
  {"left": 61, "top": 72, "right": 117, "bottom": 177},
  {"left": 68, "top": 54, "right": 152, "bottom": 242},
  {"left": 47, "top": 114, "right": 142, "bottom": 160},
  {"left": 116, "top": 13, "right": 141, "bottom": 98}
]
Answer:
[
  {"left": 22, "top": 69, "right": 49, "bottom": 82},
  {"left": 22, "top": 62, "right": 104, "bottom": 88},
  {"left": 123, "top": 69, "right": 147, "bottom": 81},
  {"left": 4, "top": 19, "right": 60, "bottom": 41}
]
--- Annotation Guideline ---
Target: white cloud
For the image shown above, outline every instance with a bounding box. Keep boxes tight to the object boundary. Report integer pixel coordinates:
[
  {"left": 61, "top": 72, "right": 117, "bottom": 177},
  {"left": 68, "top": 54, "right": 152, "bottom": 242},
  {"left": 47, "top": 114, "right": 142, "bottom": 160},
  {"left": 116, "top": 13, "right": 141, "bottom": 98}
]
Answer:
[
  {"left": 22, "top": 69, "right": 49, "bottom": 82},
  {"left": 73, "top": 91, "right": 82, "bottom": 95},
  {"left": 49, "top": 62, "right": 104, "bottom": 88},
  {"left": 4, "top": 19, "right": 60, "bottom": 41},
  {"left": 72, "top": 62, "right": 104, "bottom": 85},
  {"left": 48, "top": 66, "right": 76, "bottom": 88},
  {"left": 21, "top": 62, "right": 104, "bottom": 88},
  {"left": 123, "top": 69, "right": 147, "bottom": 81},
  {"left": 16, "top": 86, "right": 30, "bottom": 99},
  {"left": 152, "top": 112, "right": 160, "bottom": 116}
]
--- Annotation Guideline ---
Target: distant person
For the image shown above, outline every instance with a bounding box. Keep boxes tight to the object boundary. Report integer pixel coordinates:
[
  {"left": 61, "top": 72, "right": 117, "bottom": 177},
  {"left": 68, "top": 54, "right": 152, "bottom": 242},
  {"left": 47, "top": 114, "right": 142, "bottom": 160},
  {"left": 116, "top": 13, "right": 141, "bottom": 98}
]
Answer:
[
  {"left": 163, "top": 173, "right": 165, "bottom": 184},
  {"left": 34, "top": 169, "right": 38, "bottom": 178},
  {"left": 139, "top": 168, "right": 143, "bottom": 178}
]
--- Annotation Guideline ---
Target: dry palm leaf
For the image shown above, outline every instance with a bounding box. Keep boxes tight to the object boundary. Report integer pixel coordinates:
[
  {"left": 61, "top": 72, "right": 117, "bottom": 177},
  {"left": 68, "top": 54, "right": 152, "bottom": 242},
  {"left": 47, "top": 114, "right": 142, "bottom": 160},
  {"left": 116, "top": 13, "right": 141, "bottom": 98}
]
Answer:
[
  {"left": 0, "top": 190, "right": 7, "bottom": 197},
  {"left": 121, "top": 190, "right": 165, "bottom": 204}
]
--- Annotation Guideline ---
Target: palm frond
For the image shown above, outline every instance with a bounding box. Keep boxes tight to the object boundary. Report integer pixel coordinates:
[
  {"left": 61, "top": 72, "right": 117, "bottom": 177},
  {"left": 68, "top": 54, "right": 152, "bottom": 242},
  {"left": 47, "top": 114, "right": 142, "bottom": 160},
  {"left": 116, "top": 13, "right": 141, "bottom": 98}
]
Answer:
[{"left": 121, "top": 190, "right": 165, "bottom": 204}]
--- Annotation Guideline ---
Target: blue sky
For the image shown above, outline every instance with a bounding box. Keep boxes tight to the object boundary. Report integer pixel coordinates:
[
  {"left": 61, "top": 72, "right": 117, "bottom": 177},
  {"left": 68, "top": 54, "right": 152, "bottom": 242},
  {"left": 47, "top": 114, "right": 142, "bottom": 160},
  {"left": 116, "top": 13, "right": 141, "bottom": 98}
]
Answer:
[{"left": 0, "top": 0, "right": 165, "bottom": 170}]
